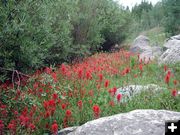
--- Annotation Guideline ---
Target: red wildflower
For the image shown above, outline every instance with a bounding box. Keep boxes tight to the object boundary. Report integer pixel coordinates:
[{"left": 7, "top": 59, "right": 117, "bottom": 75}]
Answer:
[
  {"left": 139, "top": 64, "right": 143, "bottom": 71},
  {"left": 113, "top": 87, "right": 117, "bottom": 95},
  {"left": 125, "top": 67, "right": 130, "bottom": 74},
  {"left": 51, "top": 121, "right": 58, "bottom": 135},
  {"left": 0, "top": 120, "right": 4, "bottom": 133},
  {"left": 44, "top": 111, "right": 51, "bottom": 118},
  {"left": 173, "top": 80, "right": 177, "bottom": 86},
  {"left": 50, "top": 108, "right": 56, "bottom": 116},
  {"left": 49, "top": 99, "right": 56, "bottom": 107},
  {"left": 86, "top": 71, "right": 92, "bottom": 80},
  {"left": 52, "top": 93, "right": 58, "bottom": 100},
  {"left": 7, "top": 123, "right": 16, "bottom": 133},
  {"left": 20, "top": 116, "right": 30, "bottom": 126},
  {"left": 28, "top": 123, "right": 36, "bottom": 131},
  {"left": 164, "top": 65, "right": 167, "bottom": 72},
  {"left": 77, "top": 100, "right": 83, "bottom": 109},
  {"left": 109, "top": 101, "right": 115, "bottom": 107},
  {"left": 93, "top": 105, "right": 100, "bottom": 118},
  {"left": 63, "top": 117, "right": 68, "bottom": 128},
  {"left": 38, "top": 88, "right": 43, "bottom": 93},
  {"left": 45, "top": 67, "right": 52, "bottom": 74},
  {"left": 21, "top": 107, "right": 28, "bottom": 116},
  {"left": 61, "top": 64, "right": 66, "bottom": 74},
  {"left": 137, "top": 54, "right": 140, "bottom": 60},
  {"left": 61, "top": 103, "right": 66, "bottom": 110},
  {"left": 104, "top": 80, "right": 109, "bottom": 88},
  {"left": 45, "top": 123, "right": 49, "bottom": 129},
  {"left": 51, "top": 72, "right": 57, "bottom": 82},
  {"left": 116, "top": 94, "right": 122, "bottom": 102},
  {"left": 88, "top": 90, "right": 94, "bottom": 97},
  {"left": 164, "top": 74, "right": 170, "bottom": 85},
  {"left": 57, "top": 99, "right": 61, "bottom": 104},
  {"left": 167, "top": 70, "right": 171, "bottom": 76},
  {"left": 65, "top": 110, "right": 72, "bottom": 117},
  {"left": 33, "top": 82, "right": 39, "bottom": 89},
  {"left": 89, "top": 100, "right": 92, "bottom": 104},
  {"left": 46, "top": 89, "right": 50, "bottom": 93},
  {"left": 172, "top": 89, "right": 177, "bottom": 97},
  {"left": 78, "top": 69, "right": 83, "bottom": 79},
  {"left": 43, "top": 101, "right": 49, "bottom": 110},
  {"left": 98, "top": 74, "right": 103, "bottom": 82},
  {"left": 68, "top": 92, "right": 73, "bottom": 97}
]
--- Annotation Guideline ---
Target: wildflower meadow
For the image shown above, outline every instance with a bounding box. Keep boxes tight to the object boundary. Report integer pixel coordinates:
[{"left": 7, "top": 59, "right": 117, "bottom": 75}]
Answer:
[{"left": 0, "top": 49, "right": 179, "bottom": 135}]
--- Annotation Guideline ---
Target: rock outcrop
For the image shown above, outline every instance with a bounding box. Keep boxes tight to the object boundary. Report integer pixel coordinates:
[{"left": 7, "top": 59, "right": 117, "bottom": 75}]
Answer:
[
  {"left": 115, "top": 84, "right": 163, "bottom": 102},
  {"left": 159, "top": 34, "right": 180, "bottom": 64},
  {"left": 67, "top": 109, "right": 180, "bottom": 135},
  {"left": 130, "top": 35, "right": 151, "bottom": 53},
  {"left": 130, "top": 35, "right": 162, "bottom": 62}
]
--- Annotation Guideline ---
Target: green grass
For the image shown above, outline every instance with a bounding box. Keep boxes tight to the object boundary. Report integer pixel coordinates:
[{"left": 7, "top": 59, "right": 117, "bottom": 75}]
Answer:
[
  {"left": 123, "top": 27, "right": 166, "bottom": 47},
  {"left": 141, "top": 27, "right": 166, "bottom": 46}
]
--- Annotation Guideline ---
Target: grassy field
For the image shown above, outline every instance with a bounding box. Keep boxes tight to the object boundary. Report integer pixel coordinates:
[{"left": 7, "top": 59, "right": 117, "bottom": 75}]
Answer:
[
  {"left": 0, "top": 50, "right": 179, "bottom": 135},
  {"left": 123, "top": 27, "right": 166, "bottom": 47}
]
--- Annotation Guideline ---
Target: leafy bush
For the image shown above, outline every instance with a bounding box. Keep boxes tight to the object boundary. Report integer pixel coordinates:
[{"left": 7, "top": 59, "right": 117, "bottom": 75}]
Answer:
[{"left": 0, "top": 0, "right": 131, "bottom": 81}]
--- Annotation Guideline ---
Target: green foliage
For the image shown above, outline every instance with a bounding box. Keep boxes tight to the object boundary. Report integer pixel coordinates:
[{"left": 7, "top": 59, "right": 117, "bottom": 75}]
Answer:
[
  {"left": 0, "top": 0, "right": 131, "bottom": 81},
  {"left": 0, "top": 0, "right": 53, "bottom": 73},
  {"left": 162, "top": 0, "right": 180, "bottom": 35}
]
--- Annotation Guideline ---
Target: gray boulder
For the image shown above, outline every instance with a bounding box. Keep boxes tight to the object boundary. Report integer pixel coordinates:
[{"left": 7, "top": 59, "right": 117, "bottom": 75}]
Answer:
[
  {"left": 58, "top": 127, "right": 79, "bottom": 135},
  {"left": 115, "top": 84, "right": 163, "bottom": 103},
  {"left": 169, "top": 34, "right": 180, "bottom": 40},
  {"left": 68, "top": 109, "right": 180, "bottom": 135},
  {"left": 130, "top": 35, "right": 162, "bottom": 62},
  {"left": 159, "top": 46, "right": 180, "bottom": 64},
  {"left": 130, "top": 35, "right": 151, "bottom": 53},
  {"left": 164, "top": 39, "right": 180, "bottom": 50},
  {"left": 159, "top": 34, "right": 180, "bottom": 64}
]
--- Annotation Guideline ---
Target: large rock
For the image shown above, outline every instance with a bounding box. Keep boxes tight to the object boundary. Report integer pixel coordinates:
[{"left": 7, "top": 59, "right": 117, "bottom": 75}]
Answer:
[
  {"left": 169, "top": 34, "right": 180, "bottom": 40},
  {"left": 164, "top": 39, "right": 180, "bottom": 50},
  {"left": 115, "top": 84, "right": 163, "bottom": 102},
  {"left": 130, "top": 35, "right": 162, "bottom": 62},
  {"left": 68, "top": 110, "right": 180, "bottom": 135},
  {"left": 58, "top": 127, "right": 79, "bottom": 135},
  {"left": 159, "top": 34, "right": 180, "bottom": 64},
  {"left": 130, "top": 35, "right": 151, "bottom": 53}
]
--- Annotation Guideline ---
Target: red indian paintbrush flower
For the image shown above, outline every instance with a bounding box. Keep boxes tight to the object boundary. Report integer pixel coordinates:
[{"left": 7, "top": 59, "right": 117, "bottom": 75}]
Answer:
[
  {"left": 171, "top": 89, "right": 177, "bottom": 97},
  {"left": 51, "top": 121, "right": 58, "bottom": 135},
  {"left": 7, "top": 122, "right": 16, "bottom": 134},
  {"left": 164, "top": 73, "right": 170, "bottom": 85},
  {"left": 125, "top": 67, "right": 130, "bottom": 74},
  {"left": 28, "top": 123, "right": 36, "bottom": 131},
  {"left": 52, "top": 93, "right": 58, "bottom": 100},
  {"left": 109, "top": 101, "right": 115, "bottom": 107},
  {"left": 139, "top": 64, "right": 143, "bottom": 71},
  {"left": 51, "top": 72, "right": 57, "bottom": 82},
  {"left": 77, "top": 100, "right": 83, "bottom": 109},
  {"left": 86, "top": 71, "right": 92, "bottom": 80},
  {"left": 164, "top": 65, "right": 167, "bottom": 72},
  {"left": 99, "top": 74, "right": 103, "bottom": 82},
  {"left": 116, "top": 93, "right": 122, "bottom": 102},
  {"left": 65, "top": 110, "right": 72, "bottom": 117},
  {"left": 78, "top": 69, "right": 83, "bottom": 79},
  {"left": 0, "top": 120, "right": 4, "bottom": 134},
  {"left": 61, "top": 64, "right": 66, "bottom": 74},
  {"left": 173, "top": 80, "right": 177, "bottom": 86},
  {"left": 88, "top": 90, "right": 94, "bottom": 96},
  {"left": 104, "top": 80, "right": 109, "bottom": 88},
  {"left": 93, "top": 105, "right": 100, "bottom": 118},
  {"left": 61, "top": 103, "right": 66, "bottom": 110}
]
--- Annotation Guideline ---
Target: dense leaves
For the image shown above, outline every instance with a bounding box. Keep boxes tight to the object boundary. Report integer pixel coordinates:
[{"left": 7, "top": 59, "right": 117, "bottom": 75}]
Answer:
[{"left": 0, "top": 0, "right": 131, "bottom": 81}]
